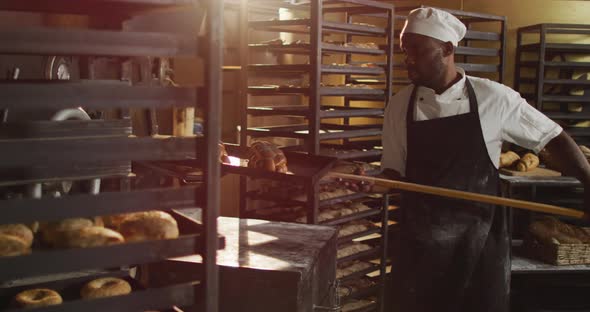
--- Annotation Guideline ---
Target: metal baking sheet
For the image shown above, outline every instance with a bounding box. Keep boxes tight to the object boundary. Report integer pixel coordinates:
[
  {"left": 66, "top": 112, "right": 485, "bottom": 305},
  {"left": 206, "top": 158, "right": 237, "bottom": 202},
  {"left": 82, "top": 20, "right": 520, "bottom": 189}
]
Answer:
[{"left": 0, "top": 211, "right": 224, "bottom": 281}]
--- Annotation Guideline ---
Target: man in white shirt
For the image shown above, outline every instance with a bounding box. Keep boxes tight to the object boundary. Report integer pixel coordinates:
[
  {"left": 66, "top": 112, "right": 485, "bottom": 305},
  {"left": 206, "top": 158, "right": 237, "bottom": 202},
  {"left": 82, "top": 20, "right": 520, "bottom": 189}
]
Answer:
[{"left": 382, "top": 7, "right": 590, "bottom": 312}]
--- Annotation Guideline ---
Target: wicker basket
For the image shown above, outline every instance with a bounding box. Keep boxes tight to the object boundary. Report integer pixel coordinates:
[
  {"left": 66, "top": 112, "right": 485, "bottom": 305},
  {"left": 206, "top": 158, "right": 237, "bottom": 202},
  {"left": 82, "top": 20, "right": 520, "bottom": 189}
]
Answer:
[{"left": 523, "top": 234, "right": 590, "bottom": 266}]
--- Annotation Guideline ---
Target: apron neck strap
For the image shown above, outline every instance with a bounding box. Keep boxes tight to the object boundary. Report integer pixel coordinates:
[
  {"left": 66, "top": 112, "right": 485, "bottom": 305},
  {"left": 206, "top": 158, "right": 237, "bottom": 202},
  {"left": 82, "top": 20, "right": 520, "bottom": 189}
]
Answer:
[{"left": 406, "top": 77, "right": 478, "bottom": 123}]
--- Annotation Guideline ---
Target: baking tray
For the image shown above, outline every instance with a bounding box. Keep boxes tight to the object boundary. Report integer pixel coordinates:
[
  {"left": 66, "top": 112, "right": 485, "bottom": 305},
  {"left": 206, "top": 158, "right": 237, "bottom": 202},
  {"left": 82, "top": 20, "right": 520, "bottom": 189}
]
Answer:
[
  {"left": 249, "top": 19, "right": 386, "bottom": 37},
  {"left": 0, "top": 136, "right": 203, "bottom": 169},
  {"left": 323, "top": 209, "right": 382, "bottom": 227},
  {"left": 0, "top": 80, "right": 196, "bottom": 111},
  {"left": 248, "top": 63, "right": 384, "bottom": 75},
  {"left": 0, "top": 27, "right": 197, "bottom": 57},
  {"left": 247, "top": 105, "right": 383, "bottom": 118},
  {"left": 222, "top": 144, "right": 337, "bottom": 183},
  {"left": 249, "top": 43, "right": 385, "bottom": 56},
  {"left": 338, "top": 228, "right": 382, "bottom": 245},
  {"left": 337, "top": 247, "right": 380, "bottom": 264},
  {"left": 0, "top": 186, "right": 204, "bottom": 225},
  {"left": 0, "top": 211, "right": 225, "bottom": 281},
  {"left": 0, "top": 119, "right": 133, "bottom": 186},
  {"left": 0, "top": 0, "right": 196, "bottom": 16},
  {"left": 341, "top": 284, "right": 379, "bottom": 302},
  {"left": 338, "top": 264, "right": 381, "bottom": 283},
  {"left": 246, "top": 124, "right": 381, "bottom": 141},
  {"left": 1, "top": 274, "right": 196, "bottom": 312}
]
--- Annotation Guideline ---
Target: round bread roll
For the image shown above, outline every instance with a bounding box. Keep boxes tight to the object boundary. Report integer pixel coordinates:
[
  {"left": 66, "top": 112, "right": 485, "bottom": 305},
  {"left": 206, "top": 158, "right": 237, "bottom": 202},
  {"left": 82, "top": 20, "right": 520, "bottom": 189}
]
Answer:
[
  {"left": 499, "top": 151, "right": 520, "bottom": 168},
  {"left": 0, "top": 224, "right": 34, "bottom": 247},
  {"left": 58, "top": 226, "right": 124, "bottom": 248},
  {"left": 15, "top": 288, "right": 62, "bottom": 308},
  {"left": 80, "top": 277, "right": 132, "bottom": 299},
  {"left": 0, "top": 234, "right": 30, "bottom": 257},
  {"left": 247, "top": 141, "right": 288, "bottom": 173},
  {"left": 516, "top": 153, "right": 539, "bottom": 172},
  {"left": 118, "top": 211, "right": 179, "bottom": 242},
  {"left": 40, "top": 218, "right": 94, "bottom": 246}
]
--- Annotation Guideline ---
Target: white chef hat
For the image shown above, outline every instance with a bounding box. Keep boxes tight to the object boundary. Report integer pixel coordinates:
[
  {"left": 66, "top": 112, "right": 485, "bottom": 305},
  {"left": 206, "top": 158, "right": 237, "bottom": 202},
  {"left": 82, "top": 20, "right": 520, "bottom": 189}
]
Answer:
[{"left": 401, "top": 7, "right": 466, "bottom": 46}]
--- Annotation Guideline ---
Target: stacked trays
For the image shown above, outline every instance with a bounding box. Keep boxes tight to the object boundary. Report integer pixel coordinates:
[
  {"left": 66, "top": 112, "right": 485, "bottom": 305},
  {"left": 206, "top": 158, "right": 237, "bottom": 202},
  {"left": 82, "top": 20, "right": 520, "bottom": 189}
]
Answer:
[
  {"left": 242, "top": 0, "right": 395, "bottom": 160},
  {"left": 236, "top": 1, "right": 394, "bottom": 311},
  {"left": 515, "top": 24, "right": 590, "bottom": 145},
  {"left": 0, "top": 1, "right": 223, "bottom": 312}
]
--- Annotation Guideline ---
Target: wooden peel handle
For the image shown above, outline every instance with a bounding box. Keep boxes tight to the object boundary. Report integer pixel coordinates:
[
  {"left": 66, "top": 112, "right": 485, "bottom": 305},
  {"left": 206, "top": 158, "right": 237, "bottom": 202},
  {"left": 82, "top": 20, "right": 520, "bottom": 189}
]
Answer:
[{"left": 328, "top": 172, "right": 585, "bottom": 219}]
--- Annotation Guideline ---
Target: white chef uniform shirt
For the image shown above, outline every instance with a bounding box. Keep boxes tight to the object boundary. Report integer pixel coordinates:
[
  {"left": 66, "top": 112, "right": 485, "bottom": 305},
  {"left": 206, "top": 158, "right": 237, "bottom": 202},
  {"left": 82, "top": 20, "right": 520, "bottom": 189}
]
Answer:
[{"left": 381, "top": 67, "right": 563, "bottom": 177}]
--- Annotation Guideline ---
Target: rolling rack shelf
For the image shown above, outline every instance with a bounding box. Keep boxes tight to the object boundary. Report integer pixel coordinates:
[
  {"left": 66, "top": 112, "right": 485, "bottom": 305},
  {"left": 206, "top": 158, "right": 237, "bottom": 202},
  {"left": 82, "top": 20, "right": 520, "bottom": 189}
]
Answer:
[
  {"left": 235, "top": 1, "right": 393, "bottom": 311},
  {"left": 0, "top": 1, "right": 223, "bottom": 312},
  {"left": 241, "top": 0, "right": 395, "bottom": 160},
  {"left": 515, "top": 23, "right": 590, "bottom": 145}
]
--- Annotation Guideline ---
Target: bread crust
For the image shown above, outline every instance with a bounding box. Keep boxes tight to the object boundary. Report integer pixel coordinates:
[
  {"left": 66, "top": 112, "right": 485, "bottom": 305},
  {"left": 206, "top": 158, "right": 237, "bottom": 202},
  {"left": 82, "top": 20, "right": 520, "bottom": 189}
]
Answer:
[
  {"left": 117, "top": 211, "right": 179, "bottom": 242},
  {"left": 80, "top": 277, "right": 132, "bottom": 299},
  {"left": 15, "top": 289, "right": 62, "bottom": 308}
]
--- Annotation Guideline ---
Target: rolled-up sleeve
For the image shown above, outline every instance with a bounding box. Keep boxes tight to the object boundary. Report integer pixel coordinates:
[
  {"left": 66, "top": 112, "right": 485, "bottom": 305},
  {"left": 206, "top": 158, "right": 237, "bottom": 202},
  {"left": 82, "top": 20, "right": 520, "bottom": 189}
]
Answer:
[{"left": 501, "top": 90, "right": 563, "bottom": 153}]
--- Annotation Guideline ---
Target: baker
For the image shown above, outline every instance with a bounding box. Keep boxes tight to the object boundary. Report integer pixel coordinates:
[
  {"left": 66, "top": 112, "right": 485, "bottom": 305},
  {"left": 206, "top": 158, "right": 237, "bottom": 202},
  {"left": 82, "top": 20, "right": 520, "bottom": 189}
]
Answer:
[{"left": 381, "top": 7, "right": 590, "bottom": 312}]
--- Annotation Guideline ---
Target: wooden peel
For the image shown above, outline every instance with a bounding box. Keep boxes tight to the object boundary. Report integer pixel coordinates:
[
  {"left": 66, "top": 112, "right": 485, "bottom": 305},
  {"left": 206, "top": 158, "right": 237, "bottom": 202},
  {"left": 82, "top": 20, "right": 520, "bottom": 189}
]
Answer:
[{"left": 328, "top": 172, "right": 586, "bottom": 219}]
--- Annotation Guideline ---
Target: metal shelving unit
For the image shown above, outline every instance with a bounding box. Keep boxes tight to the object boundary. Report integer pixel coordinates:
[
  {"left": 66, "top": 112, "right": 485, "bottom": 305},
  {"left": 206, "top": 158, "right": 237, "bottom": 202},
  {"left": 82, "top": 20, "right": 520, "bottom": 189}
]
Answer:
[
  {"left": 240, "top": 0, "right": 394, "bottom": 160},
  {"left": 235, "top": 1, "right": 393, "bottom": 311},
  {"left": 515, "top": 23, "right": 590, "bottom": 145},
  {"left": 0, "top": 1, "right": 223, "bottom": 311}
]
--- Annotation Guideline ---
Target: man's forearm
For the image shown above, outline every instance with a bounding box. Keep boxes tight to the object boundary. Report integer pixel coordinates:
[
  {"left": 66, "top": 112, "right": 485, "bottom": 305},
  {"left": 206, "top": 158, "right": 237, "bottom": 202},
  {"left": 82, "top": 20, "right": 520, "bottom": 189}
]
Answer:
[{"left": 545, "top": 131, "right": 590, "bottom": 184}]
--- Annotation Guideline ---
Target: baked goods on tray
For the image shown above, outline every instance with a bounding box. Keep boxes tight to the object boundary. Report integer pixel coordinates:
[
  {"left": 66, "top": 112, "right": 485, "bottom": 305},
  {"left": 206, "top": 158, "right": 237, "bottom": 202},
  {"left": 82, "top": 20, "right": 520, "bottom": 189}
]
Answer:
[
  {"left": 337, "top": 261, "right": 374, "bottom": 279},
  {"left": 339, "top": 220, "right": 377, "bottom": 238},
  {"left": 14, "top": 289, "right": 62, "bottom": 308},
  {"left": 528, "top": 216, "right": 590, "bottom": 245},
  {"left": 337, "top": 242, "right": 373, "bottom": 259},
  {"left": 80, "top": 277, "right": 132, "bottom": 299},
  {"left": 116, "top": 211, "right": 179, "bottom": 242},
  {"left": 247, "top": 141, "right": 288, "bottom": 173}
]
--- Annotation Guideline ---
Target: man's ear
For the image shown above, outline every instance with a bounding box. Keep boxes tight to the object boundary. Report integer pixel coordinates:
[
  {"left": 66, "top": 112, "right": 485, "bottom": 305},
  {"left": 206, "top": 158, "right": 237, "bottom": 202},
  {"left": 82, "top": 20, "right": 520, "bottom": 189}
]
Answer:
[{"left": 441, "top": 42, "right": 455, "bottom": 57}]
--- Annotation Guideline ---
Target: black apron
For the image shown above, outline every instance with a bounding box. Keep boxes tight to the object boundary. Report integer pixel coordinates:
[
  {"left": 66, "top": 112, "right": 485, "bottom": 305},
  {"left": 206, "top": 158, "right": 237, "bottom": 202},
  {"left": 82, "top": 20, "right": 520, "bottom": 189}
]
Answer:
[{"left": 390, "top": 79, "right": 510, "bottom": 312}]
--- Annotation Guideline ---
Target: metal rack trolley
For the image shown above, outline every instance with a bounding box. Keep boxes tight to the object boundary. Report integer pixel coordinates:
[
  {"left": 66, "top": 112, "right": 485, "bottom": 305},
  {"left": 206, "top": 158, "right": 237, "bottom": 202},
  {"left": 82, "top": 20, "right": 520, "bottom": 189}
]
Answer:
[
  {"left": 236, "top": 1, "right": 393, "bottom": 310},
  {"left": 0, "top": 1, "right": 223, "bottom": 311},
  {"left": 515, "top": 23, "right": 590, "bottom": 145}
]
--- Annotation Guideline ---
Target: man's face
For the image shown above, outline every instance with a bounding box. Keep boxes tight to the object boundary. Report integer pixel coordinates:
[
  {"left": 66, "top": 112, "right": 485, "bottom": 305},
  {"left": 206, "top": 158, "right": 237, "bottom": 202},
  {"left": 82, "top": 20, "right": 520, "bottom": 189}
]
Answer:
[{"left": 400, "top": 33, "right": 448, "bottom": 87}]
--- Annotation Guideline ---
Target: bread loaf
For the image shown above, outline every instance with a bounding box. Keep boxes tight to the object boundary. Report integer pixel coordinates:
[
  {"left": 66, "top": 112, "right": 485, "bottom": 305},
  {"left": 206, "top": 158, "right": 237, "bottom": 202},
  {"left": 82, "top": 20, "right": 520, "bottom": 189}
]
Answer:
[
  {"left": 516, "top": 153, "right": 539, "bottom": 172},
  {"left": 0, "top": 224, "right": 33, "bottom": 247},
  {"left": 0, "top": 234, "right": 30, "bottom": 257},
  {"left": 499, "top": 151, "right": 520, "bottom": 168},
  {"left": 58, "top": 226, "right": 124, "bottom": 248},
  {"left": 40, "top": 218, "right": 94, "bottom": 247},
  {"left": 528, "top": 217, "right": 590, "bottom": 245},
  {"left": 117, "top": 211, "right": 179, "bottom": 242},
  {"left": 247, "top": 141, "right": 288, "bottom": 173}
]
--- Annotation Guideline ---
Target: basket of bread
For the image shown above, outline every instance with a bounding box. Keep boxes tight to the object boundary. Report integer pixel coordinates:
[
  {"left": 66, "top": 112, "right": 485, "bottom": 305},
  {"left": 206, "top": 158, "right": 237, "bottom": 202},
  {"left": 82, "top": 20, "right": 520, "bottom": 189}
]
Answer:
[{"left": 523, "top": 216, "right": 590, "bottom": 265}]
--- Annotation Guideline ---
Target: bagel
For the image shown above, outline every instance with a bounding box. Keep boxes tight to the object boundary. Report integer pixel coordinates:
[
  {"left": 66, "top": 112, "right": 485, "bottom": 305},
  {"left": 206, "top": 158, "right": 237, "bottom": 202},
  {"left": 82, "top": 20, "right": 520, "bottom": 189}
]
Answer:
[
  {"left": 40, "top": 218, "right": 94, "bottom": 247},
  {"left": 57, "top": 226, "right": 124, "bottom": 248},
  {"left": 0, "top": 234, "right": 30, "bottom": 257},
  {"left": 0, "top": 224, "right": 33, "bottom": 247},
  {"left": 14, "top": 289, "right": 62, "bottom": 308},
  {"left": 118, "top": 211, "right": 179, "bottom": 242},
  {"left": 80, "top": 277, "right": 132, "bottom": 299}
]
